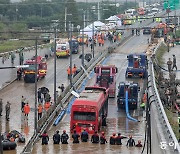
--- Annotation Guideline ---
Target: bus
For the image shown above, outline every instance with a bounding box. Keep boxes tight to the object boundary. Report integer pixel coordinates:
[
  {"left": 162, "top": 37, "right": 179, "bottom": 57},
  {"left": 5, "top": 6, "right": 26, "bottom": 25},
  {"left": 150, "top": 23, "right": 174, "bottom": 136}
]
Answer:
[
  {"left": 70, "top": 87, "right": 109, "bottom": 134},
  {"left": 94, "top": 65, "right": 118, "bottom": 98}
]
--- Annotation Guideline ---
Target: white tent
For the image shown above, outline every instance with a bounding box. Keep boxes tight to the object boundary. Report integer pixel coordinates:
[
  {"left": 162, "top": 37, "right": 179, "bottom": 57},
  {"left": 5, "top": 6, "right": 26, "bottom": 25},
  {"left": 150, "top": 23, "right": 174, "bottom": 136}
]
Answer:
[
  {"left": 105, "top": 15, "right": 120, "bottom": 22},
  {"left": 80, "top": 25, "right": 98, "bottom": 38},
  {"left": 93, "top": 21, "right": 105, "bottom": 28}
]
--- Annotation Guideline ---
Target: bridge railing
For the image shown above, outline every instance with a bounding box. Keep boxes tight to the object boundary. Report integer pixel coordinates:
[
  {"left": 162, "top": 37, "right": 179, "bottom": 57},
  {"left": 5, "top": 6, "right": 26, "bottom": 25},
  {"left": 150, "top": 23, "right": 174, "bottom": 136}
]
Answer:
[{"left": 147, "top": 41, "right": 180, "bottom": 154}]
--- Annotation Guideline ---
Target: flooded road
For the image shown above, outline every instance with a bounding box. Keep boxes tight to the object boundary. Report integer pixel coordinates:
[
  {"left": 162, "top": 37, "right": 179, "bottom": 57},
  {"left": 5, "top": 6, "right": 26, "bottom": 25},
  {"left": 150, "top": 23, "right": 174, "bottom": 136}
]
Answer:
[{"left": 32, "top": 33, "right": 149, "bottom": 154}]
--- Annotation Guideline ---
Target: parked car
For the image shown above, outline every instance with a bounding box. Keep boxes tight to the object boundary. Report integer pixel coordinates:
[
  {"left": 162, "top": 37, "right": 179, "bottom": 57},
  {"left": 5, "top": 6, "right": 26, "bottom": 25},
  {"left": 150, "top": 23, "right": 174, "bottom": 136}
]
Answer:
[{"left": 143, "top": 27, "right": 151, "bottom": 34}]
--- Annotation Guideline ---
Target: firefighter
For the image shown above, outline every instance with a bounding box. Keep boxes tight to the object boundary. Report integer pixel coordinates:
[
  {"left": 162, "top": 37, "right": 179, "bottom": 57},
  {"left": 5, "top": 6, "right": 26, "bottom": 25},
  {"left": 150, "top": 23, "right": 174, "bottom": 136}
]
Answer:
[
  {"left": 59, "top": 84, "right": 65, "bottom": 92},
  {"left": 116, "top": 133, "right": 127, "bottom": 145},
  {"left": 110, "top": 133, "right": 116, "bottom": 145},
  {"left": 38, "top": 88, "right": 42, "bottom": 103},
  {"left": 24, "top": 103, "right": 30, "bottom": 119},
  {"left": 136, "top": 140, "right": 142, "bottom": 147},
  {"left": 40, "top": 131, "right": 49, "bottom": 145},
  {"left": 167, "top": 58, "right": 172, "bottom": 72},
  {"left": 100, "top": 132, "right": 107, "bottom": 144},
  {"left": 101, "top": 39, "right": 104, "bottom": 46},
  {"left": 53, "top": 130, "right": 61, "bottom": 144},
  {"left": 81, "top": 129, "right": 89, "bottom": 142},
  {"left": 126, "top": 135, "right": 135, "bottom": 147},
  {"left": 72, "top": 64, "right": 77, "bottom": 76},
  {"left": 61, "top": 130, "right": 69, "bottom": 144},
  {"left": 0, "top": 98, "right": 3, "bottom": 116},
  {"left": 5, "top": 101, "right": 11, "bottom": 121},
  {"left": 72, "top": 130, "right": 80, "bottom": 143},
  {"left": 38, "top": 103, "right": 43, "bottom": 120},
  {"left": 91, "top": 131, "right": 99, "bottom": 143},
  {"left": 44, "top": 101, "right": 51, "bottom": 111}
]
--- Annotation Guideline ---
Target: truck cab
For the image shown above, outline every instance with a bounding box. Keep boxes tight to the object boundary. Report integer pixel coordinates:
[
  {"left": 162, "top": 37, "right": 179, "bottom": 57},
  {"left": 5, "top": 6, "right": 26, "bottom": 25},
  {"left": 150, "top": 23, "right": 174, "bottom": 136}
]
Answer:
[{"left": 94, "top": 65, "right": 118, "bottom": 98}]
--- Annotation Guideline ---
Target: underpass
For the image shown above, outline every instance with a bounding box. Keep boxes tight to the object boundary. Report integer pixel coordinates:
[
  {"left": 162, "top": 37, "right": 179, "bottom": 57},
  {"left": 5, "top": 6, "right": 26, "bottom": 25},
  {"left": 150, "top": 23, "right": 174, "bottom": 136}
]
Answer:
[{"left": 31, "top": 31, "right": 150, "bottom": 154}]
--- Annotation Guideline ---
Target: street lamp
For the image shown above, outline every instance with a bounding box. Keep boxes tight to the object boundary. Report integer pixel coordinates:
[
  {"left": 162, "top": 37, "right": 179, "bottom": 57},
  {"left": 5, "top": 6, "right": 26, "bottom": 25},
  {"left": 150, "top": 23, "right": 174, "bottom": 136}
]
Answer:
[{"left": 69, "top": 21, "right": 73, "bottom": 87}]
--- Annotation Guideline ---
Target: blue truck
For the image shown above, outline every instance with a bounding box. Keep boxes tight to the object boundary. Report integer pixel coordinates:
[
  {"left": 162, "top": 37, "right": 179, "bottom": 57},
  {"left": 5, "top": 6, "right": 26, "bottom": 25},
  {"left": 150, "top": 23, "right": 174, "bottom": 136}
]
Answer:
[
  {"left": 117, "top": 82, "right": 139, "bottom": 110},
  {"left": 125, "top": 53, "right": 147, "bottom": 78}
]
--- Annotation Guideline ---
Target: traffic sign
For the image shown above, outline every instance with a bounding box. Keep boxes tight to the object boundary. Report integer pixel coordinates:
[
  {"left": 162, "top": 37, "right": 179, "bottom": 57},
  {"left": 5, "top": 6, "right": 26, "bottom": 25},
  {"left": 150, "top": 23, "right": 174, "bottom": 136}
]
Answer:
[{"left": 164, "top": 0, "right": 180, "bottom": 10}]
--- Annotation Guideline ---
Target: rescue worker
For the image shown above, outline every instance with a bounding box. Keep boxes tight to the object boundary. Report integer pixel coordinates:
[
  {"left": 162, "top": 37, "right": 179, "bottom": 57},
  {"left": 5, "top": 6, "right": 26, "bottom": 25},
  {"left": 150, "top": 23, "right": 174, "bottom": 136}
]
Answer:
[
  {"left": 110, "top": 133, "right": 116, "bottom": 145},
  {"left": 17, "top": 68, "right": 22, "bottom": 80},
  {"left": 0, "top": 98, "right": 3, "bottom": 116},
  {"left": 10, "top": 136, "right": 15, "bottom": 142},
  {"left": 38, "top": 88, "right": 42, "bottom": 103},
  {"left": 132, "top": 29, "right": 134, "bottom": 36},
  {"left": 167, "top": 58, "right": 172, "bottom": 72},
  {"left": 91, "top": 131, "right": 99, "bottom": 143},
  {"left": 11, "top": 52, "right": 16, "bottom": 64},
  {"left": 72, "top": 64, "right": 77, "bottom": 76},
  {"left": 24, "top": 103, "right": 30, "bottom": 119},
  {"left": 116, "top": 133, "right": 127, "bottom": 145},
  {"left": 44, "top": 93, "right": 51, "bottom": 102},
  {"left": 21, "top": 96, "right": 26, "bottom": 112},
  {"left": 44, "top": 101, "right": 51, "bottom": 111},
  {"left": 40, "top": 131, "right": 49, "bottom": 145},
  {"left": 172, "top": 55, "right": 177, "bottom": 70},
  {"left": 101, "top": 39, "right": 104, "bottom": 46},
  {"left": 5, "top": 101, "right": 11, "bottom": 121},
  {"left": 67, "top": 66, "right": 71, "bottom": 79},
  {"left": 136, "top": 140, "right": 142, "bottom": 147},
  {"left": 100, "top": 132, "right": 107, "bottom": 144},
  {"left": 126, "top": 135, "right": 135, "bottom": 147},
  {"left": 72, "top": 130, "right": 80, "bottom": 143},
  {"left": 59, "top": 84, "right": 65, "bottom": 92},
  {"left": 140, "top": 102, "right": 145, "bottom": 110},
  {"left": 61, "top": 130, "right": 69, "bottom": 144},
  {"left": 81, "top": 129, "right": 89, "bottom": 142},
  {"left": 53, "top": 130, "right": 61, "bottom": 144},
  {"left": 38, "top": 103, "right": 43, "bottom": 120}
]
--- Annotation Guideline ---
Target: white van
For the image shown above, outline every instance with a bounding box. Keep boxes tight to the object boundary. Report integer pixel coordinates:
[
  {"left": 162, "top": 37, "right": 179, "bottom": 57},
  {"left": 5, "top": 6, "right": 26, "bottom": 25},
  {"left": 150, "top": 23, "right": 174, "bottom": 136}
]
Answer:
[{"left": 151, "top": 8, "right": 159, "bottom": 14}]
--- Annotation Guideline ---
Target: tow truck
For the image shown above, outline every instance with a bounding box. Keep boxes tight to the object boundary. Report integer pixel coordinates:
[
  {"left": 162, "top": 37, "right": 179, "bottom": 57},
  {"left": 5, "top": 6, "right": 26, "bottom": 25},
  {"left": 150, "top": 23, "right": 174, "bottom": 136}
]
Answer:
[
  {"left": 23, "top": 56, "right": 47, "bottom": 83},
  {"left": 125, "top": 53, "right": 147, "bottom": 78},
  {"left": 94, "top": 65, "right": 118, "bottom": 98},
  {"left": 117, "top": 82, "right": 139, "bottom": 110}
]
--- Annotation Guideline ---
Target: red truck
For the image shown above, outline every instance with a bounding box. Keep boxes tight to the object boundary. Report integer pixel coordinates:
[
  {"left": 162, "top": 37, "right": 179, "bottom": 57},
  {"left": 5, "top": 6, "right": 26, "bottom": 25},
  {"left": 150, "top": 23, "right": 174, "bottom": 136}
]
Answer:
[{"left": 94, "top": 65, "right": 118, "bottom": 98}]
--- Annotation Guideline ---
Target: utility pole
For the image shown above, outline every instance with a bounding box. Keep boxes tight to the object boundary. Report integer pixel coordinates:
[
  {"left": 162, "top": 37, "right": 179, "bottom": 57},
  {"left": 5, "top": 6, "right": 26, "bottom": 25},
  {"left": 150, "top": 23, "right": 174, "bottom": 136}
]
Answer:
[
  {"left": 98, "top": 1, "right": 100, "bottom": 20},
  {"left": 65, "top": 7, "right": 67, "bottom": 32},
  {"left": 54, "top": 28, "right": 57, "bottom": 105},
  {"left": 34, "top": 37, "right": 38, "bottom": 134},
  {"left": 92, "top": 21, "right": 95, "bottom": 58},
  {"left": 82, "top": 11, "right": 85, "bottom": 67},
  {"left": 69, "top": 21, "right": 73, "bottom": 87}
]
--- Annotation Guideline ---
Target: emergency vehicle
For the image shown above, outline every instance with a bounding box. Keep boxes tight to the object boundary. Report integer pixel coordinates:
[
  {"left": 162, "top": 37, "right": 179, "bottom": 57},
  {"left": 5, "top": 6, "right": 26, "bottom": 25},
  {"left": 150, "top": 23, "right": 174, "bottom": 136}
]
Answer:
[
  {"left": 56, "top": 40, "right": 70, "bottom": 58},
  {"left": 23, "top": 56, "right": 47, "bottom": 83},
  {"left": 94, "top": 65, "right": 118, "bottom": 98}
]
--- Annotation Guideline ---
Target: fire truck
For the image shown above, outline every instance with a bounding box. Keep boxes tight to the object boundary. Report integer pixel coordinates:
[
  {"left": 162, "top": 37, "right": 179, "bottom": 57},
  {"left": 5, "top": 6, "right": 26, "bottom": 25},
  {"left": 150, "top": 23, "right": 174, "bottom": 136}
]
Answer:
[
  {"left": 125, "top": 53, "right": 147, "bottom": 78},
  {"left": 117, "top": 82, "right": 139, "bottom": 110},
  {"left": 23, "top": 56, "right": 47, "bottom": 83},
  {"left": 94, "top": 65, "right": 118, "bottom": 98}
]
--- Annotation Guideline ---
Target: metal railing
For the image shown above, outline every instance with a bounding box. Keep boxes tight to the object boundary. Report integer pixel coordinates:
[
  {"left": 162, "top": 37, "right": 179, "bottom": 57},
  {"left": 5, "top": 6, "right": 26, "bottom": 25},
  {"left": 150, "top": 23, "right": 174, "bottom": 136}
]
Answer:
[{"left": 147, "top": 42, "right": 180, "bottom": 154}]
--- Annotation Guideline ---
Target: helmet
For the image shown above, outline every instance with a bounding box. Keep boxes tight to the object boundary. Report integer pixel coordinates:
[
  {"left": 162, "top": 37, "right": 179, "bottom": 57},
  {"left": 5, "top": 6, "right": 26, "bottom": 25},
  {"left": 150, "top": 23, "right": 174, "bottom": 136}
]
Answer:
[
  {"left": 101, "top": 132, "right": 105, "bottom": 135},
  {"left": 113, "top": 133, "right": 116, "bottom": 136},
  {"left": 63, "top": 130, "right": 66, "bottom": 133}
]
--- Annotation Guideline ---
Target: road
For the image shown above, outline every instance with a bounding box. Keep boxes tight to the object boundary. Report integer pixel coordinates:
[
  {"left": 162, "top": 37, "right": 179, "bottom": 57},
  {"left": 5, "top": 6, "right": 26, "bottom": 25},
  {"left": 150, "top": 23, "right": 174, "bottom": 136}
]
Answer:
[{"left": 31, "top": 32, "right": 150, "bottom": 154}]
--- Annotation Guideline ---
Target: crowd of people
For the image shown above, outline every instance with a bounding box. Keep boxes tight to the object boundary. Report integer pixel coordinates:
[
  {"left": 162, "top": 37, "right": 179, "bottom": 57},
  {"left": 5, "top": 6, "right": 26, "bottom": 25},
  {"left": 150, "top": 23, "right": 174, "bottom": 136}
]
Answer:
[{"left": 40, "top": 129, "right": 143, "bottom": 148}]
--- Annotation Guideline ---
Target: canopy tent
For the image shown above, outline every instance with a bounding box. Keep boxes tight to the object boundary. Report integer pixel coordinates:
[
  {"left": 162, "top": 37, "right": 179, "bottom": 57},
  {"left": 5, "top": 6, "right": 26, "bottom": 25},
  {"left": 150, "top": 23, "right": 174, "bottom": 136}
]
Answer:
[
  {"left": 80, "top": 24, "right": 98, "bottom": 38},
  {"left": 105, "top": 15, "right": 120, "bottom": 22},
  {"left": 93, "top": 21, "right": 105, "bottom": 28}
]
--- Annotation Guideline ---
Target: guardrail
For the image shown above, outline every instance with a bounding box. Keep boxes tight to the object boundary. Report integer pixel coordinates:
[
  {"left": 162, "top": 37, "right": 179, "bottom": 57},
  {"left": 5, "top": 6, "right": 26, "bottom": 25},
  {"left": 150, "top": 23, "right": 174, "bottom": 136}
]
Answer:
[{"left": 147, "top": 42, "right": 180, "bottom": 154}]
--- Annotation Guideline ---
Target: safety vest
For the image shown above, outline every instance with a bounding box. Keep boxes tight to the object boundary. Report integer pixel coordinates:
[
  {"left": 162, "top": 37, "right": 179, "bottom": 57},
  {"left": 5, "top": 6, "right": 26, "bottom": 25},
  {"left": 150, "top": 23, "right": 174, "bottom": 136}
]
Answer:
[
  {"left": 44, "top": 102, "right": 51, "bottom": 111},
  {"left": 140, "top": 103, "right": 145, "bottom": 108},
  {"left": 72, "top": 67, "right": 77, "bottom": 74},
  {"left": 24, "top": 105, "right": 30, "bottom": 114},
  {"left": 67, "top": 67, "right": 71, "bottom": 75}
]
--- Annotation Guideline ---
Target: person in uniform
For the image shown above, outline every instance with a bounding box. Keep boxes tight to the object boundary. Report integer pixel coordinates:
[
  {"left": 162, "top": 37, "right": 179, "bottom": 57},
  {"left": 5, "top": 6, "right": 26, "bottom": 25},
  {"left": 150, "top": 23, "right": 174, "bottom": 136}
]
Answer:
[
  {"left": 91, "top": 131, "right": 99, "bottom": 143},
  {"left": 53, "top": 130, "right": 61, "bottom": 144},
  {"left": 110, "top": 133, "right": 116, "bottom": 145},
  {"left": 167, "top": 58, "right": 172, "bottom": 72},
  {"left": 72, "top": 130, "right": 80, "bottom": 143},
  {"left": 40, "top": 131, "right": 49, "bottom": 145},
  {"left": 136, "top": 140, "right": 142, "bottom": 147},
  {"left": 100, "top": 132, "right": 107, "bottom": 144},
  {"left": 126, "top": 135, "right": 135, "bottom": 147},
  {"left": 172, "top": 55, "right": 177, "bottom": 70},
  {"left": 116, "top": 133, "right": 127, "bottom": 145},
  {"left": 81, "top": 129, "right": 89, "bottom": 142},
  {"left": 5, "top": 101, "right": 11, "bottom": 121},
  {"left": 61, "top": 130, "right": 69, "bottom": 144}
]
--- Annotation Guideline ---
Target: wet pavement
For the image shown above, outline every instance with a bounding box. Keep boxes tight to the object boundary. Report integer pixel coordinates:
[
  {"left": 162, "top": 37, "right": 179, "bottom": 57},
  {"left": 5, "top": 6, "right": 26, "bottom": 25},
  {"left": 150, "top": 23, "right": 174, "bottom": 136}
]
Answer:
[{"left": 32, "top": 32, "right": 150, "bottom": 154}]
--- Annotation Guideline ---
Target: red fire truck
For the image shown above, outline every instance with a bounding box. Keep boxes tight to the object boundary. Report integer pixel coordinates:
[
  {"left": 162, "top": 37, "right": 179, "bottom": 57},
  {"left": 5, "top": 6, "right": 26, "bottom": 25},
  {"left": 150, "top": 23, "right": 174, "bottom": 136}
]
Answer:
[
  {"left": 23, "top": 56, "right": 47, "bottom": 83},
  {"left": 94, "top": 65, "right": 118, "bottom": 98},
  {"left": 70, "top": 87, "right": 109, "bottom": 134}
]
